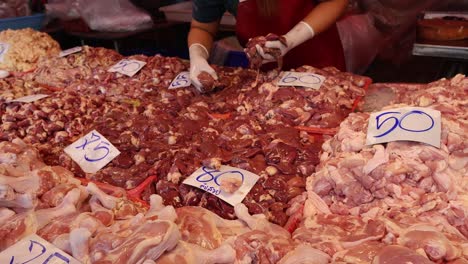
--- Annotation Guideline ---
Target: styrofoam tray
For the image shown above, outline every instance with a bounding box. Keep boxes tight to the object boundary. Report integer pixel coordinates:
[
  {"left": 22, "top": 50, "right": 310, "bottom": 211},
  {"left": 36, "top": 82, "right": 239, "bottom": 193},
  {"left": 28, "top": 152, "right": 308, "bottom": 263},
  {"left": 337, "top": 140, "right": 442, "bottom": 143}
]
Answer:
[{"left": 160, "top": 2, "right": 236, "bottom": 26}]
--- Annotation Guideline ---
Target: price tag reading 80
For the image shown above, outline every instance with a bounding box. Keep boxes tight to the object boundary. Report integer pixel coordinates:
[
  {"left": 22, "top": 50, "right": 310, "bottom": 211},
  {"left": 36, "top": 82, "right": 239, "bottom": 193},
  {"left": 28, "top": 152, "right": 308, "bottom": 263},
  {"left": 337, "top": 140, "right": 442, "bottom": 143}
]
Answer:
[
  {"left": 0, "top": 42, "right": 10, "bottom": 63},
  {"left": 64, "top": 130, "right": 120, "bottom": 173},
  {"left": 183, "top": 165, "right": 260, "bottom": 206},
  {"left": 278, "top": 71, "right": 325, "bottom": 90},
  {"left": 169, "top": 71, "right": 191, "bottom": 89},
  {"left": 0, "top": 234, "right": 80, "bottom": 264},
  {"left": 366, "top": 107, "right": 441, "bottom": 148},
  {"left": 108, "top": 59, "right": 146, "bottom": 77}
]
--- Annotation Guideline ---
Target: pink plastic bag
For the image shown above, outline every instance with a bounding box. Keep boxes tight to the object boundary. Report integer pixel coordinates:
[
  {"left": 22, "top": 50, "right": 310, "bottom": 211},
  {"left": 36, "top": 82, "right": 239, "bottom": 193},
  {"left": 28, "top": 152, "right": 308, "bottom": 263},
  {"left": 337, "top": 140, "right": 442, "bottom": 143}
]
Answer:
[{"left": 337, "top": 14, "right": 383, "bottom": 74}]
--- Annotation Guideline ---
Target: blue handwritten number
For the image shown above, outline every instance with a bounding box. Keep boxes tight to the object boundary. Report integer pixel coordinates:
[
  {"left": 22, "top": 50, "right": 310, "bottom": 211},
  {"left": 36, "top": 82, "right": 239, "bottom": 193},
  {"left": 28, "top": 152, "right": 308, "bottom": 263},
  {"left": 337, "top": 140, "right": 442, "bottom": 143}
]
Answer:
[
  {"left": 374, "top": 110, "right": 434, "bottom": 138},
  {"left": 0, "top": 44, "right": 5, "bottom": 56},
  {"left": 298, "top": 75, "right": 321, "bottom": 85},
  {"left": 171, "top": 73, "right": 189, "bottom": 87},
  {"left": 9, "top": 240, "right": 46, "bottom": 264},
  {"left": 75, "top": 132, "right": 100, "bottom": 150},
  {"left": 42, "top": 252, "right": 70, "bottom": 264},
  {"left": 84, "top": 141, "right": 110, "bottom": 162},
  {"left": 399, "top": 110, "right": 434, "bottom": 132},
  {"left": 196, "top": 167, "right": 245, "bottom": 186},
  {"left": 374, "top": 111, "right": 400, "bottom": 138},
  {"left": 113, "top": 60, "right": 140, "bottom": 73},
  {"left": 281, "top": 72, "right": 297, "bottom": 83}
]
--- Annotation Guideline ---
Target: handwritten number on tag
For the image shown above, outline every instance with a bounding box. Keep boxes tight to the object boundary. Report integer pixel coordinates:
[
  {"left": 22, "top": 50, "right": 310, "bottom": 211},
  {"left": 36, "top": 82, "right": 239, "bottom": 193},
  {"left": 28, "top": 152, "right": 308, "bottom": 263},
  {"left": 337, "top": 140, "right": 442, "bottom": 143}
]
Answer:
[
  {"left": 84, "top": 141, "right": 110, "bottom": 162},
  {"left": 172, "top": 73, "right": 189, "bottom": 87},
  {"left": 10, "top": 240, "right": 46, "bottom": 264},
  {"left": 374, "top": 110, "right": 435, "bottom": 138},
  {"left": 43, "top": 252, "right": 70, "bottom": 264},
  {"left": 112, "top": 60, "right": 140, "bottom": 73},
  {"left": 75, "top": 132, "right": 100, "bottom": 150},
  {"left": 0, "top": 44, "right": 6, "bottom": 56},
  {"left": 281, "top": 72, "right": 322, "bottom": 85},
  {"left": 196, "top": 167, "right": 245, "bottom": 186}
]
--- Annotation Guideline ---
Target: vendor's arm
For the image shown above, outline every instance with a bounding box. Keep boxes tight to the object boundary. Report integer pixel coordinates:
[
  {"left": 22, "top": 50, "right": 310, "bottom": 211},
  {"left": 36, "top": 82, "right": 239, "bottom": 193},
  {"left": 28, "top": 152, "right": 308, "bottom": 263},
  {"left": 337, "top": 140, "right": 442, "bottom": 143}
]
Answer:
[
  {"left": 303, "top": 0, "right": 348, "bottom": 36},
  {"left": 187, "top": 0, "right": 227, "bottom": 92},
  {"left": 258, "top": 0, "right": 348, "bottom": 62}
]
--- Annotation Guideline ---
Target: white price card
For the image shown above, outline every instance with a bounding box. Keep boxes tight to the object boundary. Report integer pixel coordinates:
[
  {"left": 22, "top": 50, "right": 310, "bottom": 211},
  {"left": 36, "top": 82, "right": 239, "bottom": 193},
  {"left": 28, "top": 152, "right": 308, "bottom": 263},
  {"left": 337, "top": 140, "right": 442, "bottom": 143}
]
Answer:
[
  {"left": 59, "top": 46, "right": 82, "bottom": 57},
  {"left": 0, "top": 234, "right": 80, "bottom": 264},
  {"left": 278, "top": 71, "right": 325, "bottom": 89},
  {"left": 8, "top": 94, "right": 49, "bottom": 103},
  {"left": 183, "top": 165, "right": 260, "bottom": 206},
  {"left": 168, "top": 71, "right": 191, "bottom": 89},
  {"left": 64, "top": 130, "right": 120, "bottom": 173},
  {"left": 108, "top": 59, "right": 146, "bottom": 77},
  {"left": 0, "top": 42, "right": 10, "bottom": 63},
  {"left": 366, "top": 107, "right": 441, "bottom": 148}
]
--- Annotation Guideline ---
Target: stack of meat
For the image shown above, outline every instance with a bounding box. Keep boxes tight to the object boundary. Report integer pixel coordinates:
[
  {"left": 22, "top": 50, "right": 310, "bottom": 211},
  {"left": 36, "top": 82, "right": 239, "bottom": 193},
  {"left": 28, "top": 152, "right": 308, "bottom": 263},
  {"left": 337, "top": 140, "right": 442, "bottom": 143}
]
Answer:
[
  {"left": 0, "top": 46, "right": 370, "bottom": 226},
  {"left": 294, "top": 74, "right": 467, "bottom": 263}
]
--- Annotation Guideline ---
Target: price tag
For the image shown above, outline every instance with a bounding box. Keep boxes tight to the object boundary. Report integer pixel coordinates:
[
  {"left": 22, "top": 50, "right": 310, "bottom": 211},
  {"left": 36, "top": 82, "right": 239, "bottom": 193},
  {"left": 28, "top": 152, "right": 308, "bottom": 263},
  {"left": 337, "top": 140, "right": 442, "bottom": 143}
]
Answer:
[
  {"left": 64, "top": 130, "right": 120, "bottom": 173},
  {"left": 168, "top": 71, "right": 191, "bottom": 89},
  {"left": 108, "top": 59, "right": 146, "bottom": 77},
  {"left": 0, "top": 234, "right": 80, "bottom": 264},
  {"left": 0, "top": 42, "right": 10, "bottom": 63},
  {"left": 278, "top": 71, "right": 325, "bottom": 89},
  {"left": 183, "top": 165, "right": 260, "bottom": 206},
  {"left": 366, "top": 107, "right": 441, "bottom": 148},
  {"left": 7, "top": 94, "right": 50, "bottom": 103},
  {"left": 59, "top": 46, "right": 82, "bottom": 57}
]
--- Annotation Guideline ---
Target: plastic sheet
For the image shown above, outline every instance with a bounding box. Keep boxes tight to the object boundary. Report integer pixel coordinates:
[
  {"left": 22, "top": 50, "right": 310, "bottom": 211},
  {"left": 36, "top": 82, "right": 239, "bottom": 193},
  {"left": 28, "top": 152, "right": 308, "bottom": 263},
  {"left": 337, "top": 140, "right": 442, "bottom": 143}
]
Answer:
[
  {"left": 77, "top": 0, "right": 153, "bottom": 32},
  {"left": 337, "top": 14, "right": 382, "bottom": 74}
]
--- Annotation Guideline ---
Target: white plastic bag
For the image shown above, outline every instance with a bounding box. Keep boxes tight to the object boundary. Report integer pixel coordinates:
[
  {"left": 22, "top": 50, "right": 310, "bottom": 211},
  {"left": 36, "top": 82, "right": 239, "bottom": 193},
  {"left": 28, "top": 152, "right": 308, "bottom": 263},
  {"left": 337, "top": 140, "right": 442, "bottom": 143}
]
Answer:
[
  {"left": 77, "top": 0, "right": 153, "bottom": 32},
  {"left": 45, "top": 0, "right": 80, "bottom": 21}
]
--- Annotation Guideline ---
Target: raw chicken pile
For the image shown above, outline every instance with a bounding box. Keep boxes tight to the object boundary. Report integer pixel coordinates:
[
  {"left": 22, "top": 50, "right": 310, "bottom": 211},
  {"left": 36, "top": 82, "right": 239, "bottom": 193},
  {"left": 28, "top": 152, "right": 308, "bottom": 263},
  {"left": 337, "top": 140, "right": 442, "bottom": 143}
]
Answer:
[{"left": 296, "top": 75, "right": 467, "bottom": 263}]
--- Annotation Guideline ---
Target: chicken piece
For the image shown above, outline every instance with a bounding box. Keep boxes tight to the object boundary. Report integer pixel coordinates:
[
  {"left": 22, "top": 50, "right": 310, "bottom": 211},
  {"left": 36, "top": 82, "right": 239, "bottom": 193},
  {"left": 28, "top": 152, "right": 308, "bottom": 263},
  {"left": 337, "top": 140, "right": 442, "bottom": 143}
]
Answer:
[
  {"left": 234, "top": 230, "right": 296, "bottom": 263},
  {"left": 90, "top": 219, "right": 180, "bottom": 264},
  {"left": 70, "top": 228, "right": 92, "bottom": 264},
  {"left": 234, "top": 203, "right": 291, "bottom": 239},
  {"left": 86, "top": 182, "right": 142, "bottom": 219},
  {"left": 146, "top": 195, "right": 177, "bottom": 222},
  {"left": 0, "top": 211, "right": 38, "bottom": 251},
  {"left": 219, "top": 177, "right": 242, "bottom": 193},
  {"left": 156, "top": 241, "right": 236, "bottom": 264},
  {"left": 0, "top": 207, "right": 15, "bottom": 224},
  {"left": 278, "top": 244, "right": 330, "bottom": 264},
  {"left": 35, "top": 188, "right": 81, "bottom": 229},
  {"left": 397, "top": 224, "right": 461, "bottom": 262},
  {"left": 176, "top": 206, "right": 249, "bottom": 250},
  {"left": 372, "top": 245, "right": 435, "bottom": 264}
]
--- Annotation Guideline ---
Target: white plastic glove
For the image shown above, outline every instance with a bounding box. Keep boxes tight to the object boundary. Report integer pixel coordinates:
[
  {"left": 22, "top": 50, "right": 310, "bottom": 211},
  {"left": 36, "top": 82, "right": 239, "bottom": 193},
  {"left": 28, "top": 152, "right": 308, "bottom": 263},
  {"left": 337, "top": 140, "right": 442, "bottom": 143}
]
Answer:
[
  {"left": 189, "top": 43, "right": 218, "bottom": 92},
  {"left": 256, "top": 21, "right": 315, "bottom": 64}
]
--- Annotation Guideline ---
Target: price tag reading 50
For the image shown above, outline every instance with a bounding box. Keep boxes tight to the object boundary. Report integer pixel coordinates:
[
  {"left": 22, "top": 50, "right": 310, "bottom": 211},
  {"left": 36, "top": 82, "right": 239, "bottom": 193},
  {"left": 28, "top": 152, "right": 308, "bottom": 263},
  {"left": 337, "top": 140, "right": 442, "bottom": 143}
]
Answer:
[
  {"left": 64, "top": 130, "right": 120, "bottom": 173},
  {"left": 278, "top": 71, "right": 325, "bottom": 90},
  {"left": 366, "top": 107, "right": 441, "bottom": 148},
  {"left": 108, "top": 59, "right": 146, "bottom": 77},
  {"left": 0, "top": 234, "right": 80, "bottom": 264},
  {"left": 168, "top": 71, "right": 191, "bottom": 89}
]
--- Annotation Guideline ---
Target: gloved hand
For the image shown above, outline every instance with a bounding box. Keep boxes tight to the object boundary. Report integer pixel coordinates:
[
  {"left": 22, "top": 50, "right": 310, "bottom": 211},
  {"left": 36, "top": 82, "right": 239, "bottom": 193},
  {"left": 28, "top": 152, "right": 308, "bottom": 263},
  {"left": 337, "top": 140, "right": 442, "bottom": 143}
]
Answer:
[
  {"left": 256, "top": 21, "right": 315, "bottom": 64},
  {"left": 189, "top": 43, "right": 218, "bottom": 92}
]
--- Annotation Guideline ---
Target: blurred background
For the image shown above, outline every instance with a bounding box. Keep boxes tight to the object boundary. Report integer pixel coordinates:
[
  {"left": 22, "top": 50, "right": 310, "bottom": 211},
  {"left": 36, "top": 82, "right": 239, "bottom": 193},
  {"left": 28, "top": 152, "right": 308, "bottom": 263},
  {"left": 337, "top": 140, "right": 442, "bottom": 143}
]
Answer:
[{"left": 1, "top": 0, "right": 467, "bottom": 83}]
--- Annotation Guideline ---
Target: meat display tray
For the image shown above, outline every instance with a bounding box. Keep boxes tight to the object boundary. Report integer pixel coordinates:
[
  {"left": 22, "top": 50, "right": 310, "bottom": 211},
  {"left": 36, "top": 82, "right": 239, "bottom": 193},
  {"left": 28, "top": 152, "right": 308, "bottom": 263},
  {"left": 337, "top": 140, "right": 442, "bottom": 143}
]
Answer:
[{"left": 0, "top": 13, "right": 45, "bottom": 31}]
